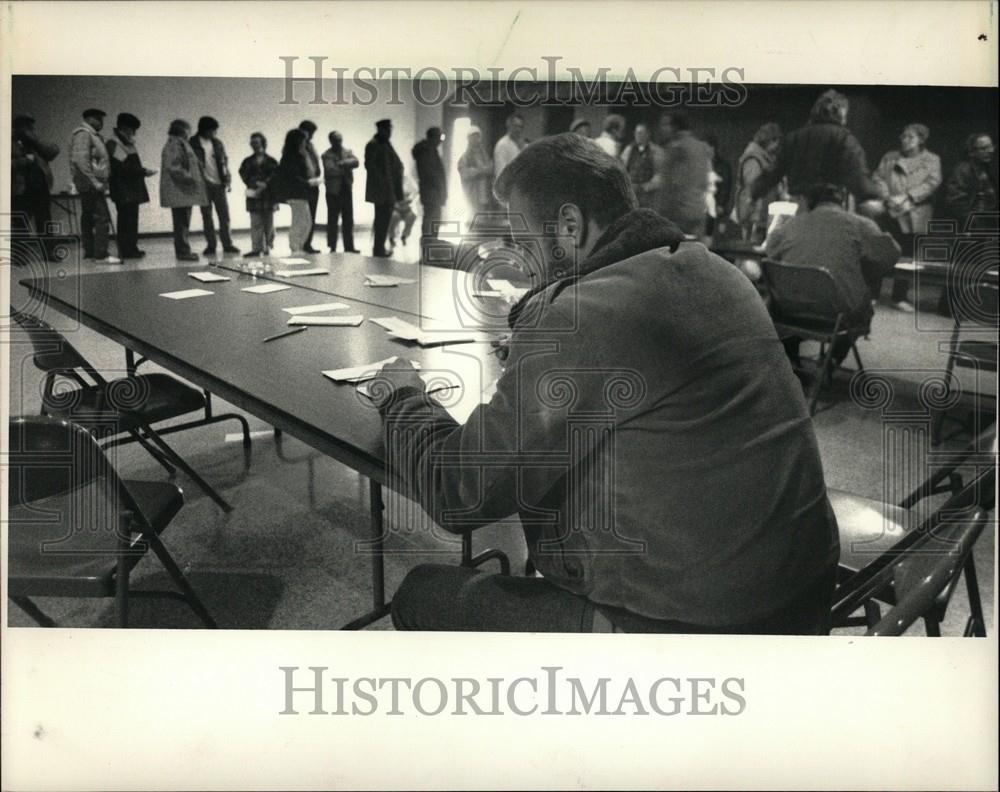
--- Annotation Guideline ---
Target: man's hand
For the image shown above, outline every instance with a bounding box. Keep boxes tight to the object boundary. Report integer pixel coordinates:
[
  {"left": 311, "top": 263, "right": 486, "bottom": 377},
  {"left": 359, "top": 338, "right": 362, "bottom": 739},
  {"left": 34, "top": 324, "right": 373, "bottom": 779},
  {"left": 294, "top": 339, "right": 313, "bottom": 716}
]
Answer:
[{"left": 368, "top": 357, "right": 425, "bottom": 409}]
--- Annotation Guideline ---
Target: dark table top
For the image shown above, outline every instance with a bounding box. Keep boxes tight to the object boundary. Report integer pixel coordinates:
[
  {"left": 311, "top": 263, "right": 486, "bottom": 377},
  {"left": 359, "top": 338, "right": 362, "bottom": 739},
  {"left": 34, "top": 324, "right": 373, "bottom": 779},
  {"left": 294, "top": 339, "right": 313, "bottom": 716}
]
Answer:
[{"left": 21, "top": 266, "right": 505, "bottom": 482}]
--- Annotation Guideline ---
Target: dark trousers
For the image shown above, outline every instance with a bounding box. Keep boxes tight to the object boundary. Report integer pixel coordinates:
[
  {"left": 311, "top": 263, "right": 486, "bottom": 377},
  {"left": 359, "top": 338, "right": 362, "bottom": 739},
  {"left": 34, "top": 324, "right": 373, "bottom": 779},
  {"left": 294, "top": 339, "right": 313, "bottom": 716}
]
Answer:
[
  {"left": 391, "top": 563, "right": 835, "bottom": 635},
  {"left": 420, "top": 203, "right": 443, "bottom": 239},
  {"left": 80, "top": 190, "right": 111, "bottom": 259},
  {"left": 171, "top": 207, "right": 193, "bottom": 256},
  {"left": 12, "top": 191, "right": 54, "bottom": 259},
  {"left": 325, "top": 190, "right": 354, "bottom": 251},
  {"left": 200, "top": 183, "right": 233, "bottom": 250},
  {"left": 372, "top": 203, "right": 393, "bottom": 255},
  {"left": 305, "top": 186, "right": 320, "bottom": 249},
  {"left": 115, "top": 202, "right": 140, "bottom": 255}
]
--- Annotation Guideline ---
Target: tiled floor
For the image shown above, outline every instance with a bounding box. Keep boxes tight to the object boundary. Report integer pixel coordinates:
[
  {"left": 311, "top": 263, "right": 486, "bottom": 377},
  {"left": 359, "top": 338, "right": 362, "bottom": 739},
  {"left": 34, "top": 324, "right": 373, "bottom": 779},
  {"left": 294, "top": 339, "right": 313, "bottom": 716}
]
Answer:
[{"left": 5, "top": 229, "right": 996, "bottom": 633}]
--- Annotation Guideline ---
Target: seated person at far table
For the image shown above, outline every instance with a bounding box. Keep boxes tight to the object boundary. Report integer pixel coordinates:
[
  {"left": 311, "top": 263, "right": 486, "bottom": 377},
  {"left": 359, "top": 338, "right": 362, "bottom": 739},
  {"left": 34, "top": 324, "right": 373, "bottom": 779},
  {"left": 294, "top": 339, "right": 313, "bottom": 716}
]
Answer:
[
  {"left": 765, "top": 182, "right": 901, "bottom": 370},
  {"left": 372, "top": 133, "right": 840, "bottom": 635}
]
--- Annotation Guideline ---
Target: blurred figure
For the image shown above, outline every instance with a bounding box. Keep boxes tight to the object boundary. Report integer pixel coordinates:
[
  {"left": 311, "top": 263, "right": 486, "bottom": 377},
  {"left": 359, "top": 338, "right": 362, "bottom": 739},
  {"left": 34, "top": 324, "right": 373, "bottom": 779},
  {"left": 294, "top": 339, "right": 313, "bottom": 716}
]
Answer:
[
  {"left": 298, "top": 120, "right": 322, "bottom": 253},
  {"left": 11, "top": 114, "right": 60, "bottom": 260},
  {"left": 619, "top": 122, "right": 664, "bottom": 209},
  {"left": 106, "top": 112, "right": 156, "bottom": 260},
  {"left": 273, "top": 128, "right": 321, "bottom": 255},
  {"left": 322, "top": 130, "right": 360, "bottom": 253},
  {"left": 190, "top": 116, "right": 239, "bottom": 255},
  {"left": 457, "top": 125, "right": 494, "bottom": 218},
  {"left": 70, "top": 108, "right": 119, "bottom": 264},
  {"left": 388, "top": 171, "right": 419, "bottom": 252},
  {"left": 752, "top": 89, "right": 880, "bottom": 206},
  {"left": 570, "top": 118, "right": 592, "bottom": 137},
  {"left": 703, "top": 133, "right": 732, "bottom": 237},
  {"left": 412, "top": 126, "right": 448, "bottom": 240},
  {"left": 861, "top": 123, "right": 942, "bottom": 311},
  {"left": 595, "top": 113, "right": 626, "bottom": 157},
  {"left": 160, "top": 118, "right": 206, "bottom": 262},
  {"left": 238, "top": 132, "right": 278, "bottom": 257},
  {"left": 365, "top": 119, "right": 404, "bottom": 258},
  {"left": 732, "top": 122, "right": 783, "bottom": 244},
  {"left": 657, "top": 113, "right": 713, "bottom": 238},
  {"left": 944, "top": 133, "right": 997, "bottom": 222},
  {"left": 494, "top": 112, "right": 527, "bottom": 177}
]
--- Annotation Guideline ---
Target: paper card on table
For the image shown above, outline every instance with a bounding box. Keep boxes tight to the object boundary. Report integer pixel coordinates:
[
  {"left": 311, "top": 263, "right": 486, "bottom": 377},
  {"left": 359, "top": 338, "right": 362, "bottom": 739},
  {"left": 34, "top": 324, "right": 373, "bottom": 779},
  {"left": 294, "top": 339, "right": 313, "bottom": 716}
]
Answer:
[
  {"left": 242, "top": 283, "right": 292, "bottom": 294},
  {"left": 275, "top": 267, "right": 330, "bottom": 277},
  {"left": 322, "top": 356, "right": 421, "bottom": 383},
  {"left": 370, "top": 316, "right": 479, "bottom": 346},
  {"left": 472, "top": 290, "right": 504, "bottom": 298},
  {"left": 278, "top": 257, "right": 312, "bottom": 265},
  {"left": 188, "top": 271, "right": 231, "bottom": 283},
  {"left": 282, "top": 301, "right": 349, "bottom": 315},
  {"left": 486, "top": 279, "right": 530, "bottom": 300},
  {"left": 159, "top": 288, "right": 215, "bottom": 300},
  {"left": 288, "top": 314, "right": 364, "bottom": 327},
  {"left": 364, "top": 274, "right": 417, "bottom": 287}
]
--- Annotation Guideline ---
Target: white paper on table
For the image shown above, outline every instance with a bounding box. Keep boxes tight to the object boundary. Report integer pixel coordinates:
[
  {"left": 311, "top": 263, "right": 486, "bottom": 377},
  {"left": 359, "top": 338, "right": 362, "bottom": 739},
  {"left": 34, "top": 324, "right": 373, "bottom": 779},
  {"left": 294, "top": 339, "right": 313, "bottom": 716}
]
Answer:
[
  {"left": 364, "top": 274, "right": 417, "bottom": 287},
  {"left": 322, "top": 356, "right": 421, "bottom": 383},
  {"left": 275, "top": 267, "right": 330, "bottom": 277},
  {"left": 370, "top": 316, "right": 479, "bottom": 346},
  {"left": 472, "top": 290, "right": 504, "bottom": 298},
  {"left": 188, "top": 271, "right": 231, "bottom": 283},
  {"left": 282, "top": 301, "right": 349, "bottom": 315},
  {"left": 288, "top": 314, "right": 364, "bottom": 327},
  {"left": 278, "top": 257, "right": 312, "bottom": 265},
  {"left": 160, "top": 288, "right": 215, "bottom": 300},
  {"left": 242, "top": 283, "right": 292, "bottom": 294},
  {"left": 486, "top": 279, "right": 530, "bottom": 300}
]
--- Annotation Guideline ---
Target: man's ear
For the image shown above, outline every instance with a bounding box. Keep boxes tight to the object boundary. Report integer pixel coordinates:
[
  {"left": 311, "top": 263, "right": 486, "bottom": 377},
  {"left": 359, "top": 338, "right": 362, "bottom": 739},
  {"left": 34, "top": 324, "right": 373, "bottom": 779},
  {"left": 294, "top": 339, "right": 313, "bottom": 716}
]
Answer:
[{"left": 557, "top": 202, "right": 585, "bottom": 244}]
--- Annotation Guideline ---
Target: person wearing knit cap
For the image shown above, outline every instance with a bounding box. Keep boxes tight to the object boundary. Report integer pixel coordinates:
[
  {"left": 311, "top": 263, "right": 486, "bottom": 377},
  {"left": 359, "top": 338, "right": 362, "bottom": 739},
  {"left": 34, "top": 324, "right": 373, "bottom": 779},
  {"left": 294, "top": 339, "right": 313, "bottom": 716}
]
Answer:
[{"left": 106, "top": 112, "right": 157, "bottom": 259}]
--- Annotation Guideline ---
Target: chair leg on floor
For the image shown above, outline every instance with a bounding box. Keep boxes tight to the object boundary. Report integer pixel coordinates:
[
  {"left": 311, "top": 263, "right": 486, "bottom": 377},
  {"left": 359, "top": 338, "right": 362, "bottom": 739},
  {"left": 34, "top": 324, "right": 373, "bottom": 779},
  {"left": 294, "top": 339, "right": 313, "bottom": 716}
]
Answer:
[
  {"left": 126, "top": 429, "right": 176, "bottom": 477},
  {"left": 11, "top": 596, "right": 58, "bottom": 627},
  {"left": 810, "top": 341, "right": 838, "bottom": 416},
  {"left": 115, "top": 556, "right": 130, "bottom": 628},
  {"left": 140, "top": 426, "right": 233, "bottom": 512},
  {"left": 963, "top": 554, "right": 986, "bottom": 637},
  {"left": 146, "top": 533, "right": 218, "bottom": 628},
  {"left": 863, "top": 600, "right": 881, "bottom": 629},
  {"left": 923, "top": 616, "right": 942, "bottom": 637}
]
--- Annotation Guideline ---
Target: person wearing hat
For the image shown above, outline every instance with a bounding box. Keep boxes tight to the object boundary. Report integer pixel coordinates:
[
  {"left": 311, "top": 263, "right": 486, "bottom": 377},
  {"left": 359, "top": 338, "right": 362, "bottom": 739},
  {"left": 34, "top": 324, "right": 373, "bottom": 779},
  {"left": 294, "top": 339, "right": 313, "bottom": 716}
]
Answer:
[
  {"left": 364, "top": 119, "right": 404, "bottom": 257},
  {"left": 570, "top": 118, "right": 592, "bottom": 138},
  {"left": 457, "top": 125, "right": 493, "bottom": 218},
  {"left": 12, "top": 114, "right": 60, "bottom": 260},
  {"left": 106, "top": 112, "right": 157, "bottom": 259},
  {"left": 412, "top": 126, "right": 448, "bottom": 241},
  {"left": 69, "top": 108, "right": 119, "bottom": 264}
]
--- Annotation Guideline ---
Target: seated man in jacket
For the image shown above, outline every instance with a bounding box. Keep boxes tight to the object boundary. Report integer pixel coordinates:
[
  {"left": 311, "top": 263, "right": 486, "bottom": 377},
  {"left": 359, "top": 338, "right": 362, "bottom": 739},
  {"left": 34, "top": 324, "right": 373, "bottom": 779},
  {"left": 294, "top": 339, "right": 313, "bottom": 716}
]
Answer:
[
  {"left": 765, "top": 182, "right": 901, "bottom": 368},
  {"left": 373, "top": 133, "right": 840, "bottom": 634}
]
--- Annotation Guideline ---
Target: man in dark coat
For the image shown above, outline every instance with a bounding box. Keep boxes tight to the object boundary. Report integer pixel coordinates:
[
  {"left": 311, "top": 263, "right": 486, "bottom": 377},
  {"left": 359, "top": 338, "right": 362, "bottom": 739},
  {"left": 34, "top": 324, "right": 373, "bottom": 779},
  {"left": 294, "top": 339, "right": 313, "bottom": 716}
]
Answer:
[
  {"left": 364, "top": 119, "right": 404, "bottom": 257},
  {"left": 298, "top": 119, "right": 323, "bottom": 253},
  {"left": 11, "top": 114, "right": 60, "bottom": 260},
  {"left": 372, "top": 133, "right": 840, "bottom": 634},
  {"left": 411, "top": 126, "right": 448, "bottom": 240},
  {"left": 106, "top": 113, "right": 156, "bottom": 259}
]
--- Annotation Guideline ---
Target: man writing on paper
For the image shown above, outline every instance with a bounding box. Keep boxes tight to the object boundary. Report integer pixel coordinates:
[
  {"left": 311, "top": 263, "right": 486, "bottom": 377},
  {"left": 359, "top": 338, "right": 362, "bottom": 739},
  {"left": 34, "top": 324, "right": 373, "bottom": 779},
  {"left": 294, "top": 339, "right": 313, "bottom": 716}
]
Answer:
[{"left": 373, "top": 134, "right": 838, "bottom": 634}]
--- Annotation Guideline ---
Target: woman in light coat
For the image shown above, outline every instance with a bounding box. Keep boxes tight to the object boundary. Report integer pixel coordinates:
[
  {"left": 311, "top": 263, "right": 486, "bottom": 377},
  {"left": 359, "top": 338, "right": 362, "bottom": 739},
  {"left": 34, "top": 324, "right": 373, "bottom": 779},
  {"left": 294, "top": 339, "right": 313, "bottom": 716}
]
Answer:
[{"left": 160, "top": 119, "right": 207, "bottom": 261}]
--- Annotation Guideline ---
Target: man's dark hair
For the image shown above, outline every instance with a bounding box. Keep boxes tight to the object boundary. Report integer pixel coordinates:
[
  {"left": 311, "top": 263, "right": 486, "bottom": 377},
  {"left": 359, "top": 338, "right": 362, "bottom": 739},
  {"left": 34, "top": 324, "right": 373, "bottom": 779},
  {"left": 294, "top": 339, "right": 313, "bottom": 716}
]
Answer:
[
  {"left": 281, "top": 128, "right": 307, "bottom": 162},
  {"left": 427, "top": 126, "right": 442, "bottom": 139},
  {"left": 13, "top": 114, "right": 35, "bottom": 131},
  {"left": 809, "top": 90, "right": 848, "bottom": 124},
  {"left": 299, "top": 119, "right": 317, "bottom": 134},
  {"left": 805, "top": 182, "right": 846, "bottom": 210},
  {"left": 250, "top": 131, "right": 267, "bottom": 148},
  {"left": 494, "top": 132, "right": 638, "bottom": 228},
  {"left": 197, "top": 115, "right": 219, "bottom": 134},
  {"left": 168, "top": 119, "right": 191, "bottom": 137},
  {"left": 506, "top": 112, "right": 524, "bottom": 127},
  {"left": 966, "top": 132, "right": 993, "bottom": 155}
]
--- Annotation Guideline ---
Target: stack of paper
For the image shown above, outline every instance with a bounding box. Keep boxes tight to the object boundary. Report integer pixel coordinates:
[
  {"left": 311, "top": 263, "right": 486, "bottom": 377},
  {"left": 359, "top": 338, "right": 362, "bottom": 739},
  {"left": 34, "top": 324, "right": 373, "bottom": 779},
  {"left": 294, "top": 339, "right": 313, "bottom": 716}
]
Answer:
[
  {"left": 370, "top": 316, "right": 478, "bottom": 346},
  {"left": 364, "top": 274, "right": 417, "bottom": 287},
  {"left": 160, "top": 288, "right": 214, "bottom": 300},
  {"left": 242, "top": 283, "right": 291, "bottom": 294},
  {"left": 322, "top": 356, "right": 421, "bottom": 383},
  {"left": 188, "top": 271, "right": 231, "bottom": 283},
  {"left": 288, "top": 315, "right": 364, "bottom": 327},
  {"left": 486, "top": 279, "right": 530, "bottom": 301},
  {"left": 278, "top": 257, "right": 312, "bottom": 266},
  {"left": 282, "top": 302, "right": 350, "bottom": 315}
]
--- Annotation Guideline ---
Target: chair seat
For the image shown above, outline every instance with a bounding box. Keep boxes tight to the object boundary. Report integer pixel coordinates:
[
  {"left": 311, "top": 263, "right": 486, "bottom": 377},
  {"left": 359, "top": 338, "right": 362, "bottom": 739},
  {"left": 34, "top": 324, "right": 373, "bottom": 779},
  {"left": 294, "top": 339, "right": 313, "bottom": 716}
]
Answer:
[
  {"left": 829, "top": 489, "right": 913, "bottom": 574},
  {"left": 44, "top": 373, "right": 206, "bottom": 435},
  {"left": 7, "top": 479, "right": 183, "bottom": 597},
  {"left": 773, "top": 317, "right": 870, "bottom": 340}
]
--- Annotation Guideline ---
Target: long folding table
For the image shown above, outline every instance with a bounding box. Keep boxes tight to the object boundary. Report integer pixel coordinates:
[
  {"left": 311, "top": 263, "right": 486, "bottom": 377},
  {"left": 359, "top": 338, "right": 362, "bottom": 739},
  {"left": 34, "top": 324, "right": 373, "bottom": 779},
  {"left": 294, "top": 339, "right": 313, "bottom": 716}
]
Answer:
[{"left": 21, "top": 256, "right": 510, "bottom": 628}]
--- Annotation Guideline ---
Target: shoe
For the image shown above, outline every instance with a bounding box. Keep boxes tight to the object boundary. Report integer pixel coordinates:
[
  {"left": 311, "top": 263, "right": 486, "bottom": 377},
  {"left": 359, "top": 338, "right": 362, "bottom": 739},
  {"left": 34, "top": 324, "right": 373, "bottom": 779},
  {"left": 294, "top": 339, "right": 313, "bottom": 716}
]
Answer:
[
  {"left": 94, "top": 256, "right": 122, "bottom": 265},
  {"left": 372, "top": 250, "right": 391, "bottom": 258},
  {"left": 134, "top": 248, "right": 146, "bottom": 256},
  {"left": 344, "top": 248, "right": 360, "bottom": 254},
  {"left": 400, "top": 235, "right": 409, "bottom": 246},
  {"left": 223, "top": 245, "right": 241, "bottom": 254},
  {"left": 892, "top": 300, "right": 915, "bottom": 313},
  {"left": 120, "top": 252, "right": 144, "bottom": 260},
  {"left": 244, "top": 251, "right": 263, "bottom": 258},
  {"left": 203, "top": 246, "right": 216, "bottom": 255},
  {"left": 303, "top": 246, "right": 321, "bottom": 254},
  {"left": 177, "top": 252, "right": 200, "bottom": 262}
]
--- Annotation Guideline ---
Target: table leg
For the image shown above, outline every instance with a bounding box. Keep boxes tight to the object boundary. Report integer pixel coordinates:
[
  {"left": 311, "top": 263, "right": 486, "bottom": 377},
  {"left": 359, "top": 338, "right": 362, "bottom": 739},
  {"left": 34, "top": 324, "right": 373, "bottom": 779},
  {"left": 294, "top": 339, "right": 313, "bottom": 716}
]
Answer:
[{"left": 340, "top": 480, "right": 392, "bottom": 629}]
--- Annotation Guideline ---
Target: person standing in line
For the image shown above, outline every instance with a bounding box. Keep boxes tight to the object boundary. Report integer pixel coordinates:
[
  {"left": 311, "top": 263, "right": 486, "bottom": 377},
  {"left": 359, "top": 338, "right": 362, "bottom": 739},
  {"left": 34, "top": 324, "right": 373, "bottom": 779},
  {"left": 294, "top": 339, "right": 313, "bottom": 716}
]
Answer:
[
  {"left": 190, "top": 116, "right": 239, "bottom": 256},
  {"left": 656, "top": 113, "right": 713, "bottom": 239},
  {"left": 457, "top": 125, "right": 494, "bottom": 220},
  {"left": 322, "top": 130, "right": 360, "bottom": 253},
  {"left": 620, "top": 122, "right": 665, "bottom": 210},
  {"left": 238, "top": 132, "right": 279, "bottom": 257},
  {"left": 493, "top": 112, "right": 527, "bottom": 178},
  {"left": 298, "top": 120, "right": 323, "bottom": 253},
  {"left": 365, "top": 119, "right": 404, "bottom": 258},
  {"left": 596, "top": 114, "right": 626, "bottom": 157},
  {"left": 273, "top": 128, "right": 321, "bottom": 255},
  {"left": 69, "top": 108, "right": 120, "bottom": 264},
  {"left": 106, "top": 112, "right": 157, "bottom": 260},
  {"left": 160, "top": 119, "right": 207, "bottom": 262},
  {"left": 12, "top": 115, "right": 60, "bottom": 260},
  {"left": 412, "top": 126, "right": 448, "bottom": 241},
  {"left": 732, "top": 123, "right": 783, "bottom": 244}
]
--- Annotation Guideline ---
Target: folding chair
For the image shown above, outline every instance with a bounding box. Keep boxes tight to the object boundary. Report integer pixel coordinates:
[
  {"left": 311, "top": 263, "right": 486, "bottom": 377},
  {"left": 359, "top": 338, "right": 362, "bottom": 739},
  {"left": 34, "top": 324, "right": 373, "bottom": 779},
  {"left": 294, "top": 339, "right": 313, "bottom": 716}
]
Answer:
[
  {"left": 761, "top": 258, "right": 870, "bottom": 415},
  {"left": 7, "top": 415, "right": 217, "bottom": 628},
  {"left": 12, "top": 309, "right": 251, "bottom": 512},
  {"left": 931, "top": 282, "right": 998, "bottom": 445},
  {"left": 831, "top": 431, "right": 995, "bottom": 636}
]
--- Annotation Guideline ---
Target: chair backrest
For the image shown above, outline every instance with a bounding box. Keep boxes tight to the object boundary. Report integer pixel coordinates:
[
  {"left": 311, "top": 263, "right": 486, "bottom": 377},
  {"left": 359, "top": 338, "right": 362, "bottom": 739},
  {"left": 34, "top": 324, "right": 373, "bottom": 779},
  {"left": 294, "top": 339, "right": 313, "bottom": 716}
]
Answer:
[
  {"left": 11, "top": 309, "right": 103, "bottom": 381},
  {"left": 761, "top": 258, "right": 849, "bottom": 324}
]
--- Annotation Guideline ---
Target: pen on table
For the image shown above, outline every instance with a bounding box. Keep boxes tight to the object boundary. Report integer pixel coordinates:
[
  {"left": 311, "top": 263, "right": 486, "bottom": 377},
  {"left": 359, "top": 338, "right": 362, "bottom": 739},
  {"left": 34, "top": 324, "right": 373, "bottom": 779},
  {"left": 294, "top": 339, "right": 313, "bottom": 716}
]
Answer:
[{"left": 263, "top": 326, "right": 307, "bottom": 343}]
